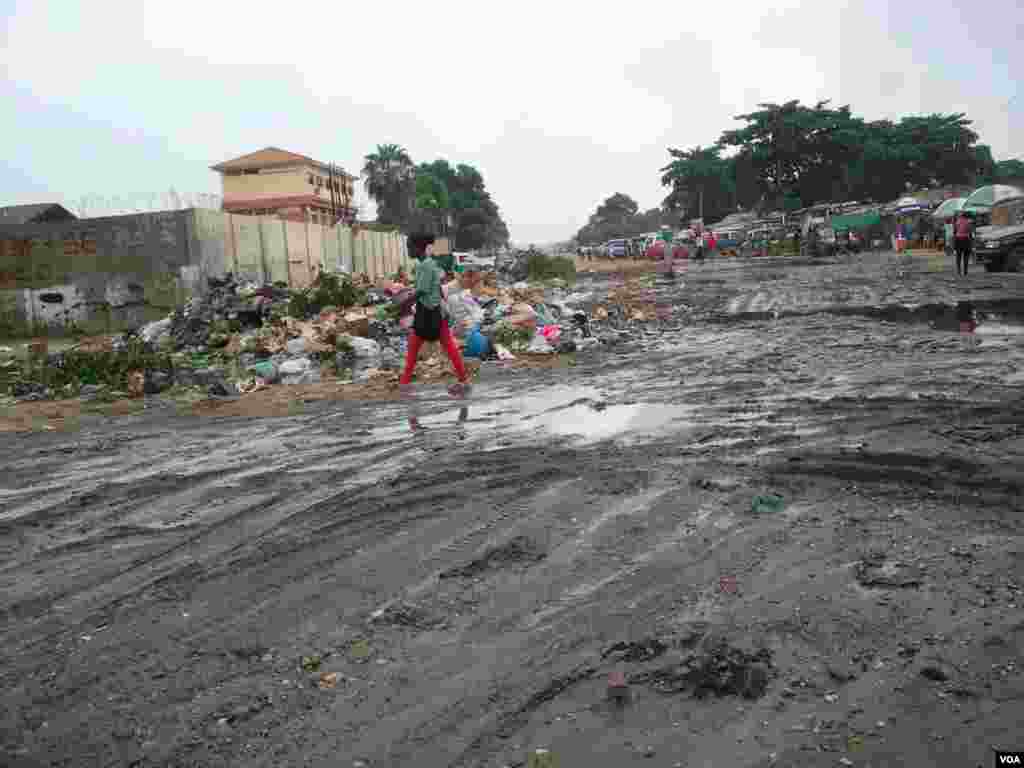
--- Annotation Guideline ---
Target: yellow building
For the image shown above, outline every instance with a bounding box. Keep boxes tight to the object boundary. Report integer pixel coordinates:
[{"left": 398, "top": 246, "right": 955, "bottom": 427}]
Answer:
[{"left": 210, "top": 147, "right": 358, "bottom": 225}]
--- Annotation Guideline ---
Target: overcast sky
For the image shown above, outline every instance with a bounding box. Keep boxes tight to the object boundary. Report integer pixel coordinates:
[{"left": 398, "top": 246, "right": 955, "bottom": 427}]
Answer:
[{"left": 2, "top": 0, "right": 1020, "bottom": 244}]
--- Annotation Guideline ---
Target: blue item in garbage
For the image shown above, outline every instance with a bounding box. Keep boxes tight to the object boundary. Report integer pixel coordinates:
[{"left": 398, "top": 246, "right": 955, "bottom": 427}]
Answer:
[{"left": 464, "top": 328, "right": 489, "bottom": 358}]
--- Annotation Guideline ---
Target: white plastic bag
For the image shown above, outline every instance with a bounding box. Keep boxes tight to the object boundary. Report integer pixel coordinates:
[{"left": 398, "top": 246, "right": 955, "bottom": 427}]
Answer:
[
  {"left": 349, "top": 337, "right": 381, "bottom": 358},
  {"left": 526, "top": 331, "right": 556, "bottom": 354}
]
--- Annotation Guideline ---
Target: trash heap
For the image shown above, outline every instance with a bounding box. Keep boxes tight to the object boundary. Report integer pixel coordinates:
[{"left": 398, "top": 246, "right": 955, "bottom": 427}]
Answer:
[{"left": 2, "top": 263, "right": 667, "bottom": 404}]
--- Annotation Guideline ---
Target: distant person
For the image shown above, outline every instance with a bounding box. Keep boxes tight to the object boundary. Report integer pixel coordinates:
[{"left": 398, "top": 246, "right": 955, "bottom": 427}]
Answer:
[
  {"left": 399, "top": 234, "right": 471, "bottom": 397},
  {"left": 953, "top": 212, "right": 973, "bottom": 276},
  {"left": 944, "top": 217, "right": 955, "bottom": 260}
]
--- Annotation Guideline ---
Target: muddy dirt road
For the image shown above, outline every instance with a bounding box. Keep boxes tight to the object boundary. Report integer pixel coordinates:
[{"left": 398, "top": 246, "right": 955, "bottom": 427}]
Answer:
[{"left": 2, "top": 251, "right": 1023, "bottom": 768}]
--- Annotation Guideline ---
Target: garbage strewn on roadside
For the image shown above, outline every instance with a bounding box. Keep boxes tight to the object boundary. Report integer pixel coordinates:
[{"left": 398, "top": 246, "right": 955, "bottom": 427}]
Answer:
[{"left": 1, "top": 263, "right": 665, "bottom": 405}]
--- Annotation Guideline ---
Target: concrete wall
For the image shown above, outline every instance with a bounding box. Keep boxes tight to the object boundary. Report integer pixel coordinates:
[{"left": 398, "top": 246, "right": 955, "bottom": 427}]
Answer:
[{"left": 0, "top": 209, "right": 410, "bottom": 336}]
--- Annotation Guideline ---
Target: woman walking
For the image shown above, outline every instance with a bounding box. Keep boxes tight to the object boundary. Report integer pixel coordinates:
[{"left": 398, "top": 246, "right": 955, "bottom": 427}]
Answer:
[
  {"left": 953, "top": 212, "right": 973, "bottom": 276},
  {"left": 399, "top": 234, "right": 471, "bottom": 397}
]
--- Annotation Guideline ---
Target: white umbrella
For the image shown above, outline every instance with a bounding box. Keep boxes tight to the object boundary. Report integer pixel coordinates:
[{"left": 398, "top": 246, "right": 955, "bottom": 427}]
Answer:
[
  {"left": 963, "top": 184, "right": 1024, "bottom": 212},
  {"left": 932, "top": 197, "right": 966, "bottom": 219}
]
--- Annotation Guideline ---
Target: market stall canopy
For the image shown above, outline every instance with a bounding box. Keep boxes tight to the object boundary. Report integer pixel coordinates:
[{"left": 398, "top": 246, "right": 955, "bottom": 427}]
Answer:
[
  {"left": 963, "top": 185, "right": 1024, "bottom": 213},
  {"left": 932, "top": 197, "right": 966, "bottom": 219},
  {"left": 893, "top": 196, "right": 930, "bottom": 213},
  {"left": 831, "top": 210, "right": 881, "bottom": 231}
]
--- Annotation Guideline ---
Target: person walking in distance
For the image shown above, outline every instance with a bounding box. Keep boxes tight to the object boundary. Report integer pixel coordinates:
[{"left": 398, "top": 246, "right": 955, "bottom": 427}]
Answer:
[
  {"left": 399, "top": 234, "right": 471, "bottom": 397},
  {"left": 953, "top": 212, "right": 973, "bottom": 276}
]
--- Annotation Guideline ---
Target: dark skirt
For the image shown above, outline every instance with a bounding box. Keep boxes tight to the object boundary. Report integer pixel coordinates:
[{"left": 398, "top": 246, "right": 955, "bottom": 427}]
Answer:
[{"left": 413, "top": 303, "right": 443, "bottom": 341}]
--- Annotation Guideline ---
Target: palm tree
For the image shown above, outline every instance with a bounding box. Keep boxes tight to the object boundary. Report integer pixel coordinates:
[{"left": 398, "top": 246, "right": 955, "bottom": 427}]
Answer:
[{"left": 362, "top": 144, "right": 416, "bottom": 226}]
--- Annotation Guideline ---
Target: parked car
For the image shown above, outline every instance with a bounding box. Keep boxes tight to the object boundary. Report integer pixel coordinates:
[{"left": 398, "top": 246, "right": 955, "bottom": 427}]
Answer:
[
  {"left": 607, "top": 238, "right": 628, "bottom": 258},
  {"left": 456, "top": 251, "right": 496, "bottom": 270},
  {"left": 975, "top": 196, "right": 1024, "bottom": 272}
]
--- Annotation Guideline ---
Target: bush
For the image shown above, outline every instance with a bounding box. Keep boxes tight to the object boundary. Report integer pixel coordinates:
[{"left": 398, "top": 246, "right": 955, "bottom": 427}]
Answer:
[
  {"left": 13, "top": 336, "right": 174, "bottom": 394},
  {"left": 492, "top": 321, "right": 533, "bottom": 350},
  {"left": 288, "top": 272, "right": 367, "bottom": 318},
  {"left": 525, "top": 253, "right": 576, "bottom": 283}
]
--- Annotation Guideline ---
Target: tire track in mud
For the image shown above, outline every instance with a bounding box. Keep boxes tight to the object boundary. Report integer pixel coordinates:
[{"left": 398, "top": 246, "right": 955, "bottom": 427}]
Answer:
[{"left": 0, "top": 430, "right": 428, "bottom": 660}]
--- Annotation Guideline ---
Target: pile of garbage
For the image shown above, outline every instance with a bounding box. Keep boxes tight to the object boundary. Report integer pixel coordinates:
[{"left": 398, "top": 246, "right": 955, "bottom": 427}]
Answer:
[{"left": 2, "top": 265, "right": 666, "bottom": 404}]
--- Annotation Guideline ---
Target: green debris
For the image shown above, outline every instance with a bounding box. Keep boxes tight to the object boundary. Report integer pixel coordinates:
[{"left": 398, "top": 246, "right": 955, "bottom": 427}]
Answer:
[
  {"left": 492, "top": 321, "right": 533, "bottom": 351},
  {"left": 349, "top": 639, "right": 371, "bottom": 661},
  {"left": 287, "top": 272, "right": 367, "bottom": 318},
  {"left": 751, "top": 494, "right": 785, "bottom": 515},
  {"left": 525, "top": 252, "right": 576, "bottom": 284},
  {"left": 301, "top": 655, "right": 322, "bottom": 673}
]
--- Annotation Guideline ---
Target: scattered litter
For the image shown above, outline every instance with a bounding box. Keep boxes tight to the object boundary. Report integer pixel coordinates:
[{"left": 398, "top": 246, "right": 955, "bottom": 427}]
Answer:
[
  {"left": 301, "top": 655, "right": 321, "bottom": 672},
  {"left": 607, "top": 670, "right": 630, "bottom": 703},
  {"left": 527, "top": 748, "right": 557, "bottom": 768},
  {"left": 350, "top": 639, "right": 371, "bottom": 662},
  {"left": 719, "top": 576, "right": 738, "bottom": 594},
  {"left": 318, "top": 672, "right": 339, "bottom": 689},
  {"left": 751, "top": 494, "right": 785, "bottom": 515}
]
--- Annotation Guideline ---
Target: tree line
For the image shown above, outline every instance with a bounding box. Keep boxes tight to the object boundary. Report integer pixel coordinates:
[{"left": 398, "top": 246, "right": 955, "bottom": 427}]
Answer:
[
  {"left": 361, "top": 144, "right": 510, "bottom": 249},
  {"left": 574, "top": 193, "right": 678, "bottom": 246},
  {"left": 660, "top": 100, "right": 1022, "bottom": 225},
  {"left": 577, "top": 100, "right": 1022, "bottom": 243}
]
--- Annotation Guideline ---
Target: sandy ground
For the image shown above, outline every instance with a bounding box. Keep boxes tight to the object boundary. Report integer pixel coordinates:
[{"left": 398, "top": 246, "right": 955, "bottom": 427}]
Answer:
[{"left": 1, "top": 250, "right": 1023, "bottom": 768}]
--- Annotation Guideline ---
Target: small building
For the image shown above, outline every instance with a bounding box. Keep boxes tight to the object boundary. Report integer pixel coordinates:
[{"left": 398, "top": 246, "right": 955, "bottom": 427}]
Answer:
[
  {"left": 210, "top": 147, "right": 358, "bottom": 226},
  {"left": 0, "top": 203, "right": 77, "bottom": 227}
]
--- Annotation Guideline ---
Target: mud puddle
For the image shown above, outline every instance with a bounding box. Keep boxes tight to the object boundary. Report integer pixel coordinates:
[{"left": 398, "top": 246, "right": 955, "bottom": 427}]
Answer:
[{"left": 370, "top": 385, "right": 698, "bottom": 448}]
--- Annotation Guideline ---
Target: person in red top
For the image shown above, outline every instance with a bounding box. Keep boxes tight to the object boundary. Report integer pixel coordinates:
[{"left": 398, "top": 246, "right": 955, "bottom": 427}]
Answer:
[{"left": 953, "top": 213, "right": 973, "bottom": 276}]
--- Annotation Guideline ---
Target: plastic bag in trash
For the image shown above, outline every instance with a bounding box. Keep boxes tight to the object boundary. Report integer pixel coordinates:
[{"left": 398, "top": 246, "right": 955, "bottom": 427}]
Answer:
[
  {"left": 248, "top": 360, "right": 280, "bottom": 383},
  {"left": 526, "top": 331, "right": 556, "bottom": 354},
  {"left": 349, "top": 337, "right": 381, "bottom": 358},
  {"left": 540, "top": 325, "right": 562, "bottom": 345},
  {"left": 464, "top": 328, "right": 490, "bottom": 358},
  {"left": 280, "top": 357, "right": 313, "bottom": 375}
]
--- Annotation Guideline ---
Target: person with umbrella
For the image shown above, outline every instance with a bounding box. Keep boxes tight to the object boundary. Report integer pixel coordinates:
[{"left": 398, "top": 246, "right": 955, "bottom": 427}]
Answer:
[{"left": 953, "top": 211, "right": 974, "bottom": 276}]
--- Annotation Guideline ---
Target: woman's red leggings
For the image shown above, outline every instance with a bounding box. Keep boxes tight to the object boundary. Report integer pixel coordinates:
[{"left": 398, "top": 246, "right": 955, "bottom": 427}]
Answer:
[{"left": 399, "top": 320, "right": 468, "bottom": 385}]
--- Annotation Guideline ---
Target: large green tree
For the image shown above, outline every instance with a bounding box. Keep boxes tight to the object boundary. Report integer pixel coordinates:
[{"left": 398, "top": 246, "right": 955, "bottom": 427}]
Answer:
[
  {"left": 993, "top": 158, "right": 1024, "bottom": 183},
  {"left": 412, "top": 158, "right": 510, "bottom": 248},
  {"left": 362, "top": 144, "right": 416, "bottom": 226},
  {"left": 575, "top": 194, "right": 676, "bottom": 244},
  {"left": 660, "top": 145, "right": 737, "bottom": 222}
]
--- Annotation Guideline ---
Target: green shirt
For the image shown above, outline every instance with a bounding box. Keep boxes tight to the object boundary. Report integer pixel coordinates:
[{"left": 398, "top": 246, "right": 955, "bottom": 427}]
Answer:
[{"left": 414, "top": 257, "right": 443, "bottom": 309}]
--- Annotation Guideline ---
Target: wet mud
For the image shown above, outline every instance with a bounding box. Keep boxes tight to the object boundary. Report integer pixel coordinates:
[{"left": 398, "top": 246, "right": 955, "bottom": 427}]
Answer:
[{"left": 1, "top": 250, "right": 1023, "bottom": 767}]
